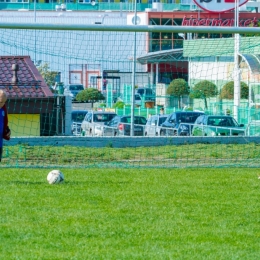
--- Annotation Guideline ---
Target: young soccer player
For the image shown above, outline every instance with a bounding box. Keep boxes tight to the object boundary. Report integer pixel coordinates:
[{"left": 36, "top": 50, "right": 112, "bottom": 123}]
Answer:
[{"left": 0, "top": 89, "right": 11, "bottom": 162}]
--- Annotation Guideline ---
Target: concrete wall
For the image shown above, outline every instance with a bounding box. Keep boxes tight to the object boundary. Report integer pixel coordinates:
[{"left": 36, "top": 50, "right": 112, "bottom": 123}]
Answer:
[{"left": 4, "top": 136, "right": 260, "bottom": 148}]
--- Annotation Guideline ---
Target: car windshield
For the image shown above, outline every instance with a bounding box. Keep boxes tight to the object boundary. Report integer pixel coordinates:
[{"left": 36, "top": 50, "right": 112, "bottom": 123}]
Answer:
[
  {"left": 136, "top": 89, "right": 144, "bottom": 95},
  {"left": 69, "top": 85, "right": 84, "bottom": 91},
  {"left": 159, "top": 117, "right": 167, "bottom": 125},
  {"left": 135, "top": 94, "right": 141, "bottom": 100},
  {"left": 93, "top": 114, "right": 116, "bottom": 123},
  {"left": 71, "top": 111, "right": 88, "bottom": 122},
  {"left": 177, "top": 113, "right": 202, "bottom": 123},
  {"left": 208, "top": 117, "right": 239, "bottom": 127},
  {"left": 121, "top": 117, "right": 147, "bottom": 125}
]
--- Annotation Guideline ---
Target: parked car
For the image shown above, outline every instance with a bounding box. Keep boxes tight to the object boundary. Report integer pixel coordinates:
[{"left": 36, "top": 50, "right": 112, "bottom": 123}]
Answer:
[
  {"left": 64, "top": 84, "right": 84, "bottom": 101},
  {"left": 71, "top": 110, "right": 88, "bottom": 136},
  {"left": 192, "top": 115, "right": 245, "bottom": 136},
  {"left": 81, "top": 111, "right": 117, "bottom": 136},
  {"left": 135, "top": 87, "right": 156, "bottom": 102},
  {"left": 96, "top": 115, "right": 147, "bottom": 136},
  {"left": 144, "top": 114, "right": 168, "bottom": 136},
  {"left": 161, "top": 111, "right": 204, "bottom": 136},
  {"left": 117, "top": 93, "right": 142, "bottom": 107}
]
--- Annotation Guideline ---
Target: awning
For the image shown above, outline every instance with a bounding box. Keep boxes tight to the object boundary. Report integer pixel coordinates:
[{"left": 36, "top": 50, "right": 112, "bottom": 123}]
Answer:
[{"left": 137, "top": 48, "right": 187, "bottom": 65}]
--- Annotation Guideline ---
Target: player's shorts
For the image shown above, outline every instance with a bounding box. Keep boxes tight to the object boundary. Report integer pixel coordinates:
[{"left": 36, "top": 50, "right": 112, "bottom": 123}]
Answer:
[{"left": 0, "top": 147, "right": 2, "bottom": 162}]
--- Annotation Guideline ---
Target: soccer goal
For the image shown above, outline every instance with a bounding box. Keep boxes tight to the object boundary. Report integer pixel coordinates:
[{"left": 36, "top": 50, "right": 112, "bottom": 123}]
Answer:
[{"left": 1, "top": 20, "right": 260, "bottom": 168}]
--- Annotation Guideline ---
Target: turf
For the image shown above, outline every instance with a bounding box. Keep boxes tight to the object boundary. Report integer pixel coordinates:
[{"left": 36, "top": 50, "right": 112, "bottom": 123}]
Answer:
[
  {"left": 2, "top": 143, "right": 260, "bottom": 168},
  {"left": 0, "top": 168, "right": 259, "bottom": 259}
]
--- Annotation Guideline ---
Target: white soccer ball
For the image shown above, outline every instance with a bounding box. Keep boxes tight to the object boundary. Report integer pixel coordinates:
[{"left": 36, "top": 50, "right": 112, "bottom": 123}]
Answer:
[{"left": 47, "top": 170, "right": 65, "bottom": 184}]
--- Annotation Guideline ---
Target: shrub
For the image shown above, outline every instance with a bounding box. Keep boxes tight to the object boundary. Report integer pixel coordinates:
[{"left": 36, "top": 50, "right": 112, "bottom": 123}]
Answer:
[
  {"left": 189, "top": 80, "right": 218, "bottom": 109},
  {"left": 167, "top": 78, "right": 189, "bottom": 108},
  {"left": 219, "top": 81, "right": 249, "bottom": 99}
]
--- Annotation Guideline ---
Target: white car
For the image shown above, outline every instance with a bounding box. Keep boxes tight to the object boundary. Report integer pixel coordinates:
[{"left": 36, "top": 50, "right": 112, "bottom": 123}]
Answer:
[
  {"left": 81, "top": 111, "right": 117, "bottom": 136},
  {"left": 144, "top": 114, "right": 168, "bottom": 136}
]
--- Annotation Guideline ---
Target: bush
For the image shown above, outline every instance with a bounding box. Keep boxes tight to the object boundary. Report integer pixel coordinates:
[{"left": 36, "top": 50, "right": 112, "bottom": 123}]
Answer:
[
  {"left": 220, "top": 81, "right": 249, "bottom": 99},
  {"left": 113, "top": 101, "right": 125, "bottom": 109},
  {"left": 189, "top": 80, "right": 218, "bottom": 109},
  {"left": 76, "top": 88, "right": 105, "bottom": 105},
  {"left": 167, "top": 78, "right": 189, "bottom": 108}
]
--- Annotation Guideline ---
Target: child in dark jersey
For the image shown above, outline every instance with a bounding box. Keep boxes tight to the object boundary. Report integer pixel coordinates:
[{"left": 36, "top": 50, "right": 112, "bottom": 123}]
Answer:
[{"left": 0, "top": 90, "right": 11, "bottom": 162}]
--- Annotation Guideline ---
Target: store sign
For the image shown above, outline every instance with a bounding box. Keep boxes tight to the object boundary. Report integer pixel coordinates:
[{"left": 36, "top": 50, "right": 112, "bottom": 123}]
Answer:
[
  {"left": 194, "top": 0, "right": 249, "bottom": 13},
  {"left": 182, "top": 16, "right": 258, "bottom": 27}
]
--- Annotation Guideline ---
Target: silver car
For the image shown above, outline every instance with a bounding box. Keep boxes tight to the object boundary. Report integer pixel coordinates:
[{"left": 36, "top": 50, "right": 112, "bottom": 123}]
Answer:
[
  {"left": 81, "top": 111, "right": 117, "bottom": 136},
  {"left": 144, "top": 115, "right": 168, "bottom": 136}
]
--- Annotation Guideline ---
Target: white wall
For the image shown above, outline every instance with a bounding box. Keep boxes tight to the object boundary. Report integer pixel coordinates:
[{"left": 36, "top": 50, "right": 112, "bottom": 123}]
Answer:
[{"left": 189, "top": 62, "right": 234, "bottom": 82}]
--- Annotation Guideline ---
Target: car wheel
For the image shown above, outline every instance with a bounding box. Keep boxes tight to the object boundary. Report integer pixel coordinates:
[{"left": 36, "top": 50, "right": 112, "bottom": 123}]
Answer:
[
  {"left": 160, "top": 130, "right": 165, "bottom": 136},
  {"left": 114, "top": 131, "right": 117, "bottom": 137},
  {"left": 155, "top": 132, "right": 158, "bottom": 136},
  {"left": 145, "top": 132, "right": 147, "bottom": 136},
  {"left": 173, "top": 131, "right": 178, "bottom": 136}
]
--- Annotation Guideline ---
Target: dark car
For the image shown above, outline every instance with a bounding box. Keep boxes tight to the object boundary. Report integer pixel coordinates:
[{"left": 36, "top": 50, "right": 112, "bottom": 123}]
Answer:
[
  {"left": 144, "top": 114, "right": 168, "bottom": 136},
  {"left": 71, "top": 110, "right": 88, "bottom": 135},
  {"left": 135, "top": 88, "right": 156, "bottom": 102},
  {"left": 192, "top": 115, "right": 245, "bottom": 136},
  {"left": 161, "top": 111, "right": 204, "bottom": 136},
  {"left": 98, "top": 115, "right": 147, "bottom": 136}
]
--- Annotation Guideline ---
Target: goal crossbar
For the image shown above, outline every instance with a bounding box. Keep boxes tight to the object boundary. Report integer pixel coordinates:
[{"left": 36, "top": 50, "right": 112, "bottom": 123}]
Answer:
[{"left": 0, "top": 23, "right": 260, "bottom": 34}]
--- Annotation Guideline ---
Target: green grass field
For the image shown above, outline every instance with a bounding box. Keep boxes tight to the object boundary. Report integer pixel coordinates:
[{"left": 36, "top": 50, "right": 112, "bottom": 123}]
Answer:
[{"left": 0, "top": 168, "right": 259, "bottom": 259}]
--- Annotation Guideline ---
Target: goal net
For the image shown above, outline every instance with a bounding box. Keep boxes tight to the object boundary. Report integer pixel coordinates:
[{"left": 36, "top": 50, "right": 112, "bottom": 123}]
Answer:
[{"left": 1, "top": 20, "right": 260, "bottom": 168}]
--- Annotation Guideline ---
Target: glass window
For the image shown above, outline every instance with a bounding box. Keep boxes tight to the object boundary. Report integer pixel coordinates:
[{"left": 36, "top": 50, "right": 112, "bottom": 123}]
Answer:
[
  {"left": 151, "top": 117, "right": 157, "bottom": 125},
  {"left": 150, "top": 18, "right": 160, "bottom": 26},
  {"left": 71, "top": 111, "right": 88, "bottom": 122},
  {"left": 150, "top": 40, "right": 160, "bottom": 52},
  {"left": 161, "top": 39, "right": 172, "bottom": 50},
  {"left": 159, "top": 117, "right": 167, "bottom": 125},
  {"left": 197, "top": 33, "right": 209, "bottom": 39},
  {"left": 209, "top": 33, "right": 221, "bottom": 38},
  {"left": 146, "top": 117, "right": 152, "bottom": 125},
  {"left": 195, "top": 116, "right": 203, "bottom": 124},
  {"left": 222, "top": 34, "right": 233, "bottom": 38},
  {"left": 161, "top": 19, "right": 172, "bottom": 26},
  {"left": 94, "top": 114, "right": 116, "bottom": 123},
  {"left": 134, "top": 117, "right": 147, "bottom": 125}
]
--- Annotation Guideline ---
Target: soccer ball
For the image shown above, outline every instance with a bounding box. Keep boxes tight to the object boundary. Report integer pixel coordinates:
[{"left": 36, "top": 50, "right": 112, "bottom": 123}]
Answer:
[{"left": 47, "top": 170, "right": 65, "bottom": 184}]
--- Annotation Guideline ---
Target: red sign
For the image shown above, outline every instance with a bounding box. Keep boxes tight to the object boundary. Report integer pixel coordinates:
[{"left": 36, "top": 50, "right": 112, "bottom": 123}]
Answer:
[
  {"left": 193, "top": 0, "right": 249, "bottom": 13},
  {"left": 182, "top": 16, "right": 258, "bottom": 27}
]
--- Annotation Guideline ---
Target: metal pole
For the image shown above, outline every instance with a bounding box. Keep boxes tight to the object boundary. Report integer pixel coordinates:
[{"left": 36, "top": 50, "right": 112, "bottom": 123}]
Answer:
[
  {"left": 234, "top": 0, "right": 240, "bottom": 121},
  {"left": 130, "top": 1, "right": 137, "bottom": 136},
  {"left": 34, "top": 0, "right": 36, "bottom": 63},
  {"left": 97, "top": 14, "right": 108, "bottom": 94}
]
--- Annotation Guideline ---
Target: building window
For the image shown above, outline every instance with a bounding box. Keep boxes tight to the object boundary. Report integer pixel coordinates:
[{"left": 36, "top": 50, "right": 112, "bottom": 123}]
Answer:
[{"left": 149, "top": 18, "right": 184, "bottom": 52}]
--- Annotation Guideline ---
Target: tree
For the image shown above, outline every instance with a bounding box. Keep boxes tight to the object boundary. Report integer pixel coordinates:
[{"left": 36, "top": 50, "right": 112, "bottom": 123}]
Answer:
[
  {"left": 166, "top": 78, "right": 189, "bottom": 108},
  {"left": 189, "top": 80, "right": 218, "bottom": 109},
  {"left": 76, "top": 88, "right": 105, "bottom": 107},
  {"left": 219, "top": 81, "right": 249, "bottom": 100},
  {"left": 37, "top": 63, "right": 59, "bottom": 88}
]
